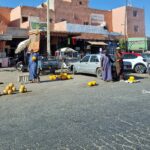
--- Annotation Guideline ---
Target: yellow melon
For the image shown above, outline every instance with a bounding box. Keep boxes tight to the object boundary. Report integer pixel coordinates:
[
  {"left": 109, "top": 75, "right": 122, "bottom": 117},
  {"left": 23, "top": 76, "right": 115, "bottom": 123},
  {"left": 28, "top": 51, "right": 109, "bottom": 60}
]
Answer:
[
  {"left": 61, "top": 76, "right": 67, "bottom": 80},
  {"left": 12, "top": 86, "right": 16, "bottom": 92},
  {"left": 32, "top": 56, "right": 36, "bottom": 61},
  {"left": 70, "top": 75, "right": 73, "bottom": 79},
  {"left": 8, "top": 83, "right": 14, "bottom": 88},
  {"left": 20, "top": 84, "right": 25, "bottom": 89},
  {"left": 49, "top": 75, "right": 53, "bottom": 80},
  {"left": 88, "top": 82, "right": 93, "bottom": 86},
  {"left": 57, "top": 75, "right": 61, "bottom": 80},
  {"left": 91, "top": 81, "right": 96, "bottom": 86},
  {"left": 52, "top": 76, "right": 56, "bottom": 80},
  {"left": 5, "top": 86, "right": 10, "bottom": 91},
  {"left": 24, "top": 88, "right": 27, "bottom": 93},
  {"left": 67, "top": 75, "right": 71, "bottom": 80},
  {"left": 7, "top": 89, "right": 13, "bottom": 95},
  {"left": 63, "top": 73, "right": 68, "bottom": 76},
  {"left": 3, "top": 89, "right": 7, "bottom": 94},
  {"left": 19, "top": 88, "right": 24, "bottom": 93}
]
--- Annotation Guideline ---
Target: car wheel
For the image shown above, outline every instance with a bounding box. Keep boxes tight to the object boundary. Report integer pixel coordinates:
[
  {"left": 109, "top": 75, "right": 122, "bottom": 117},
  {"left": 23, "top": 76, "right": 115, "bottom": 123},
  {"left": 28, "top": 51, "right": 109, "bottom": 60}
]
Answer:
[
  {"left": 96, "top": 67, "right": 102, "bottom": 78},
  {"left": 72, "top": 65, "right": 77, "bottom": 74},
  {"left": 134, "top": 64, "right": 146, "bottom": 74}
]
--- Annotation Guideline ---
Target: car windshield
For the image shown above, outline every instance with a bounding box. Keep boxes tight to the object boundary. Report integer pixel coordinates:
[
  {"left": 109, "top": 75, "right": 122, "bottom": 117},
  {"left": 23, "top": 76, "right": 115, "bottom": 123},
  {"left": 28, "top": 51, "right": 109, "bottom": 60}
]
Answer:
[{"left": 142, "top": 53, "right": 150, "bottom": 59}]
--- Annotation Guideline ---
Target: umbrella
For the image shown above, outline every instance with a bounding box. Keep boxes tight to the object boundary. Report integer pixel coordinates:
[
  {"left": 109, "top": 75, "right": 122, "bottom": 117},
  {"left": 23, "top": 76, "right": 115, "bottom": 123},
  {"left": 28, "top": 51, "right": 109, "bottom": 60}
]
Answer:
[
  {"left": 59, "top": 47, "right": 77, "bottom": 53},
  {"left": 15, "top": 39, "right": 31, "bottom": 54}
]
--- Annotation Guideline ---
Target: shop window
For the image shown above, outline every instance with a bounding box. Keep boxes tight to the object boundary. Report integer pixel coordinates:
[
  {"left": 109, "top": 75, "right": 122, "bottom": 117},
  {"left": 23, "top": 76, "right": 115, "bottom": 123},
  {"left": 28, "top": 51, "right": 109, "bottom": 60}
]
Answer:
[
  {"left": 133, "top": 10, "right": 137, "bottom": 17},
  {"left": 134, "top": 25, "right": 139, "bottom": 32},
  {"left": 22, "top": 16, "right": 28, "bottom": 23}
]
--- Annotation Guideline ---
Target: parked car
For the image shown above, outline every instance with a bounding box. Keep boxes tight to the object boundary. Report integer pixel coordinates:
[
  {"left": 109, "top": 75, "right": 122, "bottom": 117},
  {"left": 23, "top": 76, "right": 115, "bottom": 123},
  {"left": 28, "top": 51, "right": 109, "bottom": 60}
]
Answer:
[
  {"left": 122, "top": 52, "right": 147, "bottom": 74},
  {"left": 16, "top": 56, "right": 61, "bottom": 73},
  {"left": 41, "top": 57, "right": 61, "bottom": 71},
  {"left": 69, "top": 54, "right": 102, "bottom": 78},
  {"left": 69, "top": 54, "right": 133, "bottom": 78},
  {"left": 110, "top": 54, "right": 132, "bottom": 71}
]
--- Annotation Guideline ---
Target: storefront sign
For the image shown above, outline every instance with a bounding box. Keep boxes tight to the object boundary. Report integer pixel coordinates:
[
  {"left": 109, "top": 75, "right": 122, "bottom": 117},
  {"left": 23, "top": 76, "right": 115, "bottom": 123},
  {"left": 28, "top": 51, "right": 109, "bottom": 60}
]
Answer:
[
  {"left": 30, "top": 22, "right": 47, "bottom": 31},
  {"left": 128, "top": 38, "right": 147, "bottom": 51}
]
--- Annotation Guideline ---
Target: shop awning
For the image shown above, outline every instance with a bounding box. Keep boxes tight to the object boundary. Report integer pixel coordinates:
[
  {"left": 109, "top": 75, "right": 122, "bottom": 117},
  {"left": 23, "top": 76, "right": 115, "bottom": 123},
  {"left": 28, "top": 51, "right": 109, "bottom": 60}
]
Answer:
[{"left": 87, "top": 41, "right": 108, "bottom": 46}]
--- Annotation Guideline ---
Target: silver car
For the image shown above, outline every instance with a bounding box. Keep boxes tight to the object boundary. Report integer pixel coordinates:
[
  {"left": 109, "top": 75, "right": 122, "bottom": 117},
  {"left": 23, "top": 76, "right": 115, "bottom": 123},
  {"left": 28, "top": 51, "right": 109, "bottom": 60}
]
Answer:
[{"left": 69, "top": 54, "right": 102, "bottom": 78}]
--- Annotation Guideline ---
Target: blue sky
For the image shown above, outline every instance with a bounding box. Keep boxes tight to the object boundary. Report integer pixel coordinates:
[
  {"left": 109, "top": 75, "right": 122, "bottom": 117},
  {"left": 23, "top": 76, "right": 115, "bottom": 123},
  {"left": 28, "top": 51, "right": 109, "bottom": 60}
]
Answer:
[{"left": 0, "top": 0, "right": 149, "bottom": 36}]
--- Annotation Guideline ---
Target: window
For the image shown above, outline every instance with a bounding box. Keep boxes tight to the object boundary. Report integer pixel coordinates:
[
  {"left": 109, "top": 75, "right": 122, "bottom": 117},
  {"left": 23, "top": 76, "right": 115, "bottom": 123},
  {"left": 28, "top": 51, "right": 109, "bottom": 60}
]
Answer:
[
  {"left": 60, "top": 18, "right": 66, "bottom": 22},
  {"left": 134, "top": 25, "right": 139, "bottom": 32},
  {"left": 63, "top": 0, "right": 72, "bottom": 2},
  {"left": 84, "top": 22, "right": 89, "bottom": 25},
  {"left": 49, "top": 18, "right": 53, "bottom": 23},
  {"left": 79, "top": 1, "right": 82, "bottom": 5},
  {"left": 81, "top": 56, "right": 90, "bottom": 62},
  {"left": 22, "top": 16, "right": 28, "bottom": 23},
  {"left": 133, "top": 10, "right": 137, "bottom": 17},
  {"left": 74, "top": 14, "right": 78, "bottom": 20},
  {"left": 90, "top": 56, "right": 99, "bottom": 62},
  {"left": 123, "top": 54, "right": 137, "bottom": 59}
]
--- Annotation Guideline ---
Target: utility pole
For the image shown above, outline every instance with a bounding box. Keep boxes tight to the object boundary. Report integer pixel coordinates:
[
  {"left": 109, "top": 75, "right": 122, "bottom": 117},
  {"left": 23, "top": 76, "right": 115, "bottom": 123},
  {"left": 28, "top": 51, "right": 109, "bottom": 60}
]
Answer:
[
  {"left": 47, "top": 0, "right": 51, "bottom": 56},
  {"left": 124, "top": 0, "right": 128, "bottom": 51}
]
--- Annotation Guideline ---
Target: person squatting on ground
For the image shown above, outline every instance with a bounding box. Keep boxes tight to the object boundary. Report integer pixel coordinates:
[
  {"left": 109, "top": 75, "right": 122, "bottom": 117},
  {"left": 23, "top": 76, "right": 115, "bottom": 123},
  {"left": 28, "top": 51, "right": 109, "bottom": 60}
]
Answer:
[
  {"left": 101, "top": 50, "right": 113, "bottom": 82},
  {"left": 115, "top": 47, "right": 124, "bottom": 81},
  {"left": 28, "top": 49, "right": 39, "bottom": 83}
]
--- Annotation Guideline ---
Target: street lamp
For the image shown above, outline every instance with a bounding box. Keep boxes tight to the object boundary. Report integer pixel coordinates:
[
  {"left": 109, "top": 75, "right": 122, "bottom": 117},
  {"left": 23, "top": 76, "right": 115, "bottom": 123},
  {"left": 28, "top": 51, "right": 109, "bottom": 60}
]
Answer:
[{"left": 47, "top": 0, "right": 51, "bottom": 56}]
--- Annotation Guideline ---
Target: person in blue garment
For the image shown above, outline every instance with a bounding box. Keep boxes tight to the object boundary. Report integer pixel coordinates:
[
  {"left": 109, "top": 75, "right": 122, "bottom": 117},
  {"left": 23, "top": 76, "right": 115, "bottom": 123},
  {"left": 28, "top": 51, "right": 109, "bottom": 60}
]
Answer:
[
  {"left": 28, "top": 49, "right": 39, "bottom": 83},
  {"left": 101, "top": 50, "right": 113, "bottom": 82}
]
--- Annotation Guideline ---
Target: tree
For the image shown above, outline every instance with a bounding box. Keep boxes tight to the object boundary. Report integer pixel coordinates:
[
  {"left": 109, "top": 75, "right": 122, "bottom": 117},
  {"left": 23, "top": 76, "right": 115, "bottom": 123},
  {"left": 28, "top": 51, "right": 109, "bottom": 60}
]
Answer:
[{"left": 119, "top": 39, "right": 126, "bottom": 51}]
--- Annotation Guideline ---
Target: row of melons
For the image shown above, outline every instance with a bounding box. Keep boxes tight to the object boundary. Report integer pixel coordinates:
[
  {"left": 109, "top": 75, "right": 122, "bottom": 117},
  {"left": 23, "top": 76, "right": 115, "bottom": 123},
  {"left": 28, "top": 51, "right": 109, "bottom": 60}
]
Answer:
[
  {"left": 49, "top": 73, "right": 73, "bottom": 81},
  {"left": 87, "top": 81, "right": 97, "bottom": 87}
]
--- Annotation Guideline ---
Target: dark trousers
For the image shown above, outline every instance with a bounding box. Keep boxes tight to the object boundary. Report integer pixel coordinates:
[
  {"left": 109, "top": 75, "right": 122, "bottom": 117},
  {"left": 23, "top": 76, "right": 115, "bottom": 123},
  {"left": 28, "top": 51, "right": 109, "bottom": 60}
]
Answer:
[{"left": 115, "top": 62, "right": 124, "bottom": 80}]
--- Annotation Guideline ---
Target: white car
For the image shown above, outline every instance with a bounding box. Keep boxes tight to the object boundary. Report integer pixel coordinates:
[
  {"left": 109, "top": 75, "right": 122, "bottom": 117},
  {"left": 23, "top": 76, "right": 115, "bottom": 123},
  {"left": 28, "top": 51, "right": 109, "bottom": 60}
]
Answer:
[
  {"left": 69, "top": 54, "right": 102, "bottom": 78},
  {"left": 123, "top": 53, "right": 147, "bottom": 73}
]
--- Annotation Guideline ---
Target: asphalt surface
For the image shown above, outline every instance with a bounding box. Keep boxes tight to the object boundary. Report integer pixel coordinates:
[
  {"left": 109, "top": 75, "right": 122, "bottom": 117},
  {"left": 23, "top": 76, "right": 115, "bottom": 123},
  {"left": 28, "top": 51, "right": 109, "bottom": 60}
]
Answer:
[{"left": 0, "top": 69, "right": 150, "bottom": 150}]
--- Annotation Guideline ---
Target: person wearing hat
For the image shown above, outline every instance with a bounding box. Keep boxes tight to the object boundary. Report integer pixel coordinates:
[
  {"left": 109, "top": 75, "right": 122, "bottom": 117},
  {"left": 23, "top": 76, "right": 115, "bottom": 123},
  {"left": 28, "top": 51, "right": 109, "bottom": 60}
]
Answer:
[
  {"left": 28, "top": 49, "right": 39, "bottom": 83},
  {"left": 115, "top": 47, "right": 124, "bottom": 81}
]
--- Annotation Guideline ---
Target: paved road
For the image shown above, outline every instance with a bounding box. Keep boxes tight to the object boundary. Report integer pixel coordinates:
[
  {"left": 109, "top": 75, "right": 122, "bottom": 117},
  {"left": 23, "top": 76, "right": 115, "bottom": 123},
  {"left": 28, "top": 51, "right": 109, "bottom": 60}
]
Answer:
[{"left": 0, "top": 70, "right": 150, "bottom": 150}]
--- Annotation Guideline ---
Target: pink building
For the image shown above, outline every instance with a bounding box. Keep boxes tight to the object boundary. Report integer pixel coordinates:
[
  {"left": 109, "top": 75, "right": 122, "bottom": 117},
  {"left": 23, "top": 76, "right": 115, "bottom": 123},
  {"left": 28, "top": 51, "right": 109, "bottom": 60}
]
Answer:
[{"left": 0, "top": 0, "right": 146, "bottom": 57}]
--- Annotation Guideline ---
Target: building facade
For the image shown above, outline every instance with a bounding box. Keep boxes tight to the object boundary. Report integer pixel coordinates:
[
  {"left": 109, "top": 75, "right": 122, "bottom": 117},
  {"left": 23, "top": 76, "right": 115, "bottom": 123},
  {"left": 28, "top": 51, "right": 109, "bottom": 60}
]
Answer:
[{"left": 0, "top": 0, "right": 146, "bottom": 57}]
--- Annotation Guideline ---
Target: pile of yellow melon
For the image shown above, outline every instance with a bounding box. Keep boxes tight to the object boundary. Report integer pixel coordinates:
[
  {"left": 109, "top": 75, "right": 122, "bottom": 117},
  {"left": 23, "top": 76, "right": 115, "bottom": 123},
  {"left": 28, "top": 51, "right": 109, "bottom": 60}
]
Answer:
[
  {"left": 3, "top": 83, "right": 16, "bottom": 95},
  {"left": 49, "top": 73, "right": 73, "bottom": 81},
  {"left": 87, "top": 81, "right": 97, "bottom": 87},
  {"left": 2, "top": 83, "right": 27, "bottom": 95}
]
